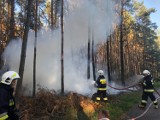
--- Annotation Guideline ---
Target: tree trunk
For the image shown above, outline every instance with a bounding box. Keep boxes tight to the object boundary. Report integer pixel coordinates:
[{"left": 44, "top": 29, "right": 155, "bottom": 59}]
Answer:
[
  {"left": 16, "top": 0, "right": 33, "bottom": 101},
  {"left": 61, "top": 0, "right": 64, "bottom": 95},
  {"left": 51, "top": 0, "right": 54, "bottom": 30},
  {"left": 87, "top": 24, "right": 91, "bottom": 80},
  {"left": 120, "top": 0, "right": 125, "bottom": 86},
  {"left": 143, "top": 28, "right": 146, "bottom": 70},
  {"left": 109, "top": 33, "right": 113, "bottom": 80},
  {"left": 92, "top": 33, "right": 96, "bottom": 81},
  {"left": 54, "top": 0, "right": 59, "bottom": 28},
  {"left": 0, "top": 0, "right": 5, "bottom": 66},
  {"left": 33, "top": 0, "right": 38, "bottom": 97},
  {"left": 106, "top": 36, "right": 111, "bottom": 83},
  {"left": 8, "top": 0, "right": 15, "bottom": 42}
]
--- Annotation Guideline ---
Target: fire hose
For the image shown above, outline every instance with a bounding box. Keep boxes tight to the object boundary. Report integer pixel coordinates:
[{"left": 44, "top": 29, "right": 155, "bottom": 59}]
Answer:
[
  {"left": 106, "top": 83, "right": 139, "bottom": 90},
  {"left": 103, "top": 82, "right": 160, "bottom": 120},
  {"left": 128, "top": 97, "right": 160, "bottom": 120},
  {"left": 128, "top": 87, "right": 160, "bottom": 120}
]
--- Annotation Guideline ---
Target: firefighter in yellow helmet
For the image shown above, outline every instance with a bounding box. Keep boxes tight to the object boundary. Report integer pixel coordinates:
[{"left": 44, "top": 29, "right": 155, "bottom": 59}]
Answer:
[
  {"left": 138, "top": 70, "right": 158, "bottom": 109},
  {"left": 0, "top": 71, "right": 20, "bottom": 120},
  {"left": 95, "top": 70, "right": 108, "bottom": 102}
]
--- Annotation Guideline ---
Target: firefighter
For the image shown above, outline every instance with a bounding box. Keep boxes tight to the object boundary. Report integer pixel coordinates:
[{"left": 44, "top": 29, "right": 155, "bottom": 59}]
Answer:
[
  {"left": 138, "top": 70, "right": 158, "bottom": 109},
  {"left": 95, "top": 70, "right": 108, "bottom": 102},
  {"left": 0, "top": 71, "right": 20, "bottom": 120}
]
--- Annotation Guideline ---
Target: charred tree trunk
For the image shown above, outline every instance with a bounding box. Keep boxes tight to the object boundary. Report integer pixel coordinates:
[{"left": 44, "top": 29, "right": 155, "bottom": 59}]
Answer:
[
  {"left": 106, "top": 36, "right": 111, "bottom": 83},
  {"left": 120, "top": 0, "right": 125, "bottom": 86},
  {"left": 16, "top": 0, "right": 33, "bottom": 101},
  {"left": 109, "top": 33, "right": 113, "bottom": 80},
  {"left": 87, "top": 25, "right": 91, "bottom": 80},
  {"left": 61, "top": 0, "right": 64, "bottom": 95},
  {"left": 33, "top": 0, "right": 38, "bottom": 97},
  {"left": 92, "top": 33, "right": 96, "bottom": 81}
]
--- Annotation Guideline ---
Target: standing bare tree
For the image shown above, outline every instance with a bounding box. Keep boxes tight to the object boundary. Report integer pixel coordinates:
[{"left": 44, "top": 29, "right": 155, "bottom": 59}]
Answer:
[
  {"left": 92, "top": 32, "right": 96, "bottom": 81},
  {"left": 16, "top": 0, "right": 34, "bottom": 100},
  {"left": 120, "top": 0, "right": 125, "bottom": 86},
  {"left": 87, "top": 24, "right": 91, "bottom": 80},
  {"left": 106, "top": 36, "right": 111, "bottom": 83},
  {"left": 33, "top": 0, "right": 38, "bottom": 97},
  {"left": 61, "top": 0, "right": 64, "bottom": 95}
]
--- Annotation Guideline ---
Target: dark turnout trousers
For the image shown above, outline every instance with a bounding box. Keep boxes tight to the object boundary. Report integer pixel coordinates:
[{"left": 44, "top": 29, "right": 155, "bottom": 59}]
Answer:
[
  {"left": 140, "top": 91, "right": 158, "bottom": 107},
  {"left": 96, "top": 90, "right": 108, "bottom": 101}
]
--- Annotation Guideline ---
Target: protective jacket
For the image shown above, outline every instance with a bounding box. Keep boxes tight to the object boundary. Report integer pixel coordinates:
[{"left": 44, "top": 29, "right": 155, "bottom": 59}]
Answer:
[
  {"left": 0, "top": 83, "right": 19, "bottom": 120},
  {"left": 96, "top": 75, "right": 107, "bottom": 90},
  {"left": 95, "top": 75, "right": 107, "bottom": 101},
  {"left": 142, "top": 75, "right": 154, "bottom": 92},
  {"left": 139, "top": 74, "right": 158, "bottom": 108}
]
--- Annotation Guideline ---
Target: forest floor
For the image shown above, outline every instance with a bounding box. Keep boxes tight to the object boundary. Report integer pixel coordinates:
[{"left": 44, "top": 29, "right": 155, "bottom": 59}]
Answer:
[
  {"left": 17, "top": 75, "right": 160, "bottom": 120},
  {"left": 19, "top": 75, "right": 144, "bottom": 120}
]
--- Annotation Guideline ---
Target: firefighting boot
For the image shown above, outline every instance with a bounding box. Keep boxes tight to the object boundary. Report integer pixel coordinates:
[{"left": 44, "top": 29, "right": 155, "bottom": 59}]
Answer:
[
  {"left": 138, "top": 104, "right": 145, "bottom": 108},
  {"left": 103, "top": 97, "right": 108, "bottom": 102},
  {"left": 154, "top": 105, "right": 158, "bottom": 109}
]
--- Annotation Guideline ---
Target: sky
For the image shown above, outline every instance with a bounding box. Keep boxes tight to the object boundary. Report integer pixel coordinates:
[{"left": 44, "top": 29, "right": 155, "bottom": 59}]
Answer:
[{"left": 138, "top": 0, "right": 160, "bottom": 30}]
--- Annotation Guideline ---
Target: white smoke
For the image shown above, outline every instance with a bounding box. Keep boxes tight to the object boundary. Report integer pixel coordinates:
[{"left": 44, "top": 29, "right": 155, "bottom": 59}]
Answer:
[{"left": 2, "top": 0, "right": 118, "bottom": 95}]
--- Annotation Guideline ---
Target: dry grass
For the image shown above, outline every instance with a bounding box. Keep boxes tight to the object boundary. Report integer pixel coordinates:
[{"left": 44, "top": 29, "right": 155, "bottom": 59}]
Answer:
[{"left": 19, "top": 88, "right": 102, "bottom": 120}]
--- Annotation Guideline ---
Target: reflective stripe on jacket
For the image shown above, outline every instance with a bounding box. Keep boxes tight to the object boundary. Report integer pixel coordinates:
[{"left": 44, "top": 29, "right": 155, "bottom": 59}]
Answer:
[
  {"left": 144, "top": 89, "right": 154, "bottom": 92},
  {"left": 96, "top": 75, "right": 107, "bottom": 91},
  {"left": 98, "top": 88, "right": 107, "bottom": 90},
  {"left": 0, "top": 83, "right": 16, "bottom": 120},
  {"left": 0, "top": 112, "right": 9, "bottom": 120},
  {"left": 142, "top": 75, "right": 154, "bottom": 91}
]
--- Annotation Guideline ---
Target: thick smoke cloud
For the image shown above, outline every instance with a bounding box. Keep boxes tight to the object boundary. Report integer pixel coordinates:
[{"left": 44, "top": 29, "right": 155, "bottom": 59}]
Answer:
[{"left": 2, "top": 0, "right": 118, "bottom": 95}]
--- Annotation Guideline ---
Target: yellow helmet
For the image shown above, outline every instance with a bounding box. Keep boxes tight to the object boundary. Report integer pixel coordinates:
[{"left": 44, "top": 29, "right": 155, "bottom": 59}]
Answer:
[{"left": 1, "top": 71, "right": 20, "bottom": 85}]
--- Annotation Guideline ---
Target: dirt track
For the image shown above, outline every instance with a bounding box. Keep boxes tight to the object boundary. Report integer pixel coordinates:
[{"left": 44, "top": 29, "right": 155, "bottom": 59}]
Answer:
[{"left": 123, "top": 90, "right": 160, "bottom": 120}]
